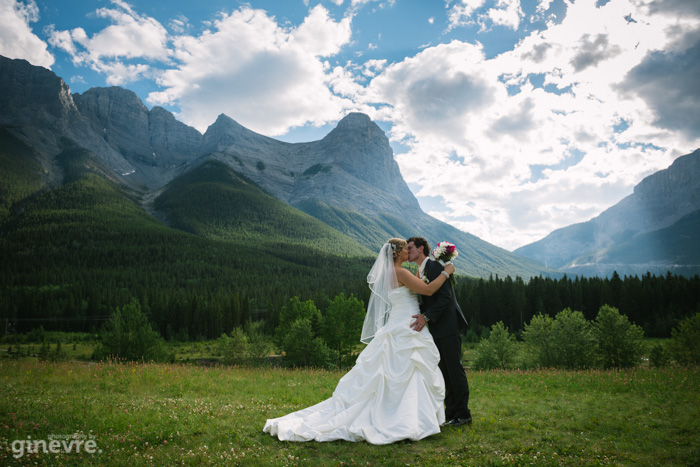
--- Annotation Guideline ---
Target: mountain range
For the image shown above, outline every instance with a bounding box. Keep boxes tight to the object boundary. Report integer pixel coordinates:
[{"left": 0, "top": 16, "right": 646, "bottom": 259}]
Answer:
[
  {"left": 515, "top": 148, "right": 700, "bottom": 277},
  {"left": 3, "top": 54, "right": 698, "bottom": 282},
  {"left": 0, "top": 55, "right": 553, "bottom": 280}
]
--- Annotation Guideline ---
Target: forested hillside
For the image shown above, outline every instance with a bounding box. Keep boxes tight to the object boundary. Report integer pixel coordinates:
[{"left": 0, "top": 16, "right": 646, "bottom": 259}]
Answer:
[
  {"left": 153, "top": 160, "right": 374, "bottom": 257},
  {"left": 0, "top": 128, "right": 45, "bottom": 222},
  {"left": 0, "top": 167, "right": 373, "bottom": 339}
]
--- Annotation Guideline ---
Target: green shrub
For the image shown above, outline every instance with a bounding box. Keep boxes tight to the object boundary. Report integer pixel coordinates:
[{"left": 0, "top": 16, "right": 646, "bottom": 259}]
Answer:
[
  {"left": 550, "top": 309, "right": 596, "bottom": 369},
  {"left": 217, "top": 328, "right": 249, "bottom": 366},
  {"left": 281, "top": 318, "right": 331, "bottom": 368},
  {"left": 274, "top": 297, "right": 322, "bottom": 349},
  {"left": 593, "top": 305, "right": 645, "bottom": 368},
  {"left": 473, "top": 321, "right": 517, "bottom": 370},
  {"left": 522, "top": 313, "right": 556, "bottom": 368},
  {"left": 245, "top": 321, "right": 272, "bottom": 366},
  {"left": 668, "top": 312, "right": 700, "bottom": 365},
  {"left": 94, "top": 299, "right": 171, "bottom": 362},
  {"left": 321, "top": 293, "right": 365, "bottom": 368},
  {"left": 217, "top": 323, "right": 272, "bottom": 367}
]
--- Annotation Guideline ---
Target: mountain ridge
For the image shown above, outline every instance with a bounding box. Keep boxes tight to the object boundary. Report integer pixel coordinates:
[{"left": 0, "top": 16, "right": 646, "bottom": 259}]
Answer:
[
  {"left": 0, "top": 54, "right": 555, "bottom": 279},
  {"left": 515, "top": 148, "right": 700, "bottom": 276}
]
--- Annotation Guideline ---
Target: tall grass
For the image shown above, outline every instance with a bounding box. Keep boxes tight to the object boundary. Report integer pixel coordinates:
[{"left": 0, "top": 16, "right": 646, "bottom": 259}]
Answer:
[{"left": 1, "top": 360, "right": 698, "bottom": 466}]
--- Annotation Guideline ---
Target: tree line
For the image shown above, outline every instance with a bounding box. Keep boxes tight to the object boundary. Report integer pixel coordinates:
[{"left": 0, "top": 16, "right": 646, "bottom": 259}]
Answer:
[
  {"left": 455, "top": 271, "right": 700, "bottom": 340},
  {"left": 4, "top": 270, "right": 699, "bottom": 344}
]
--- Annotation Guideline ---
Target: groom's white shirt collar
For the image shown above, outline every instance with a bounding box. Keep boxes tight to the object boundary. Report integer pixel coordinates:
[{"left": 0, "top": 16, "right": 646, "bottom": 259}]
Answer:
[{"left": 419, "top": 257, "right": 429, "bottom": 277}]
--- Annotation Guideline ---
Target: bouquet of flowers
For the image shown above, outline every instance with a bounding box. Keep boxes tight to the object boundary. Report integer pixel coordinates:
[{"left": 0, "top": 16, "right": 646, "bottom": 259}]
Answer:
[{"left": 431, "top": 241, "right": 458, "bottom": 285}]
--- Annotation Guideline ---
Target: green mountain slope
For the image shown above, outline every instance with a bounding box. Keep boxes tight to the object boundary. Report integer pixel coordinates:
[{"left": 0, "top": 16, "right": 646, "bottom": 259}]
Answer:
[
  {"left": 0, "top": 167, "right": 372, "bottom": 337},
  {"left": 294, "top": 199, "right": 414, "bottom": 249},
  {"left": 153, "top": 160, "right": 374, "bottom": 257},
  {"left": 295, "top": 198, "right": 557, "bottom": 279},
  {"left": 0, "top": 128, "right": 46, "bottom": 222}
]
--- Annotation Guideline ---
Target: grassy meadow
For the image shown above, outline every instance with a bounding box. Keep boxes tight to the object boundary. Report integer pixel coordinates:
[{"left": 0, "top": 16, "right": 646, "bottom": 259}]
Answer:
[{"left": 1, "top": 357, "right": 698, "bottom": 466}]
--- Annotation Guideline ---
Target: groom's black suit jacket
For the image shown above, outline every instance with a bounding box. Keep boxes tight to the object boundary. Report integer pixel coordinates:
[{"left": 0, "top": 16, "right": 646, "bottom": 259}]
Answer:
[{"left": 421, "top": 259, "right": 469, "bottom": 340}]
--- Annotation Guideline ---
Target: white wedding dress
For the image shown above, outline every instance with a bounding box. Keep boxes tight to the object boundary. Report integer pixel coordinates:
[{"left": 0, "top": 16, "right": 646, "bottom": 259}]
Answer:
[{"left": 263, "top": 286, "right": 445, "bottom": 444}]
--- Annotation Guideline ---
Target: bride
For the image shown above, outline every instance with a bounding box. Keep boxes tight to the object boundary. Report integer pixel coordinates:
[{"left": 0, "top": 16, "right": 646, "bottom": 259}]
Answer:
[{"left": 263, "top": 238, "right": 456, "bottom": 444}]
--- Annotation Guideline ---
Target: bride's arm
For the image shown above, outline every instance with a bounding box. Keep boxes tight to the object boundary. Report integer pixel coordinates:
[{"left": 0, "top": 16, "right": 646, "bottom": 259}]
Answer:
[{"left": 396, "top": 263, "right": 455, "bottom": 295}]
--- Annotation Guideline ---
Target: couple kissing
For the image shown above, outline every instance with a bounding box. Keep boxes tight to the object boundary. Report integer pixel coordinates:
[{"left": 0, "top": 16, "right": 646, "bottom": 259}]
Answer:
[{"left": 264, "top": 237, "right": 471, "bottom": 444}]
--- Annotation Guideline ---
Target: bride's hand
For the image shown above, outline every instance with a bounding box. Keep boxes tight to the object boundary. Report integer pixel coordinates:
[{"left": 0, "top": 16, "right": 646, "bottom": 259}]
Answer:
[{"left": 444, "top": 263, "right": 456, "bottom": 275}]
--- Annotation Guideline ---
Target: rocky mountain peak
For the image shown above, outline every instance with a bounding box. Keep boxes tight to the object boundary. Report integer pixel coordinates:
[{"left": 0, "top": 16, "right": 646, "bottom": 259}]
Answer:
[
  {"left": 334, "top": 112, "right": 373, "bottom": 130},
  {"left": 634, "top": 149, "right": 700, "bottom": 200},
  {"left": 201, "top": 113, "right": 285, "bottom": 155},
  {"left": 74, "top": 87, "right": 150, "bottom": 148},
  {"left": 207, "top": 113, "right": 243, "bottom": 132},
  {"left": 322, "top": 112, "right": 386, "bottom": 146},
  {"left": 317, "top": 112, "right": 414, "bottom": 210},
  {"left": 0, "top": 56, "right": 78, "bottom": 126},
  {"left": 72, "top": 86, "right": 202, "bottom": 178}
]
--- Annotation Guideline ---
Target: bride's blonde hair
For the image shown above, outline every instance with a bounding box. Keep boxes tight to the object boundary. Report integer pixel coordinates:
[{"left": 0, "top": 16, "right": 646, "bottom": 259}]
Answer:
[{"left": 387, "top": 238, "right": 407, "bottom": 260}]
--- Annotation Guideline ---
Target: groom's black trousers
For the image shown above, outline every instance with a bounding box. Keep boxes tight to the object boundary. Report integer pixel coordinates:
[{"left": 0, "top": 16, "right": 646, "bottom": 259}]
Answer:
[{"left": 434, "top": 333, "right": 470, "bottom": 420}]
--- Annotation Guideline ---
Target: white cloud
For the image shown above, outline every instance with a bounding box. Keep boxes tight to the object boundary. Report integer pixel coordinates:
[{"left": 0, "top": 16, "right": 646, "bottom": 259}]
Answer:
[
  {"left": 536, "top": 0, "right": 553, "bottom": 14},
  {"left": 367, "top": 0, "right": 700, "bottom": 250},
  {"left": 47, "top": 0, "right": 170, "bottom": 84},
  {"left": 70, "top": 74, "right": 86, "bottom": 84},
  {"left": 168, "top": 15, "right": 190, "bottom": 35},
  {"left": 485, "top": 0, "right": 523, "bottom": 31},
  {"left": 148, "top": 5, "right": 355, "bottom": 134},
  {"left": 447, "top": 0, "right": 523, "bottom": 32},
  {"left": 447, "top": 0, "right": 486, "bottom": 30},
  {"left": 0, "top": 0, "right": 53, "bottom": 67},
  {"left": 45, "top": 2, "right": 357, "bottom": 134}
]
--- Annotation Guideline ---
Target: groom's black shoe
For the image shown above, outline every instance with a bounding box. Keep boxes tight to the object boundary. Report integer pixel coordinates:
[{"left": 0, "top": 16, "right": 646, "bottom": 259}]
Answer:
[{"left": 444, "top": 416, "right": 472, "bottom": 427}]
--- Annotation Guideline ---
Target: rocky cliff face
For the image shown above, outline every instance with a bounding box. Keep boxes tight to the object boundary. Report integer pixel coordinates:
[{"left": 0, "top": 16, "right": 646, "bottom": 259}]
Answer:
[
  {"left": 148, "top": 106, "right": 203, "bottom": 162},
  {"left": 0, "top": 56, "right": 77, "bottom": 127},
  {"left": 312, "top": 113, "right": 421, "bottom": 215},
  {"left": 0, "top": 56, "right": 136, "bottom": 177},
  {"left": 515, "top": 149, "right": 700, "bottom": 274},
  {"left": 73, "top": 87, "right": 204, "bottom": 188},
  {"left": 74, "top": 87, "right": 203, "bottom": 168},
  {"left": 200, "top": 112, "right": 421, "bottom": 218},
  {"left": 632, "top": 150, "right": 700, "bottom": 229},
  {"left": 74, "top": 87, "right": 152, "bottom": 163}
]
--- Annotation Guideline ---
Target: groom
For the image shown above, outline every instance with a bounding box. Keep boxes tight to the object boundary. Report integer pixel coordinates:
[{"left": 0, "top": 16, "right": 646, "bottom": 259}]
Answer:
[{"left": 407, "top": 236, "right": 472, "bottom": 426}]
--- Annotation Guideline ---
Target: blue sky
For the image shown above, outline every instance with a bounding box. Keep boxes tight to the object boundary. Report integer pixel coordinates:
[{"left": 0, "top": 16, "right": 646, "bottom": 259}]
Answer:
[{"left": 2, "top": 0, "right": 699, "bottom": 250}]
